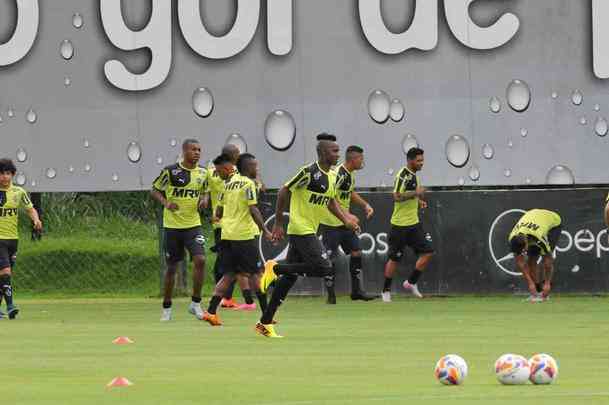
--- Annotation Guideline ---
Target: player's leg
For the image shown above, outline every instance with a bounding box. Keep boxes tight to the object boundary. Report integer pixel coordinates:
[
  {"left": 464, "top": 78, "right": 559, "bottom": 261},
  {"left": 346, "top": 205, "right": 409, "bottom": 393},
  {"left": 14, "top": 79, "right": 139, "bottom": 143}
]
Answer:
[
  {"left": 234, "top": 240, "right": 260, "bottom": 311},
  {"left": 320, "top": 225, "right": 341, "bottom": 305},
  {"left": 184, "top": 227, "right": 206, "bottom": 319},
  {"left": 203, "top": 273, "right": 236, "bottom": 326},
  {"left": 343, "top": 230, "right": 375, "bottom": 301},
  {"left": 382, "top": 226, "right": 407, "bottom": 302},
  {"left": 402, "top": 224, "right": 434, "bottom": 298},
  {"left": 0, "top": 241, "right": 18, "bottom": 319},
  {"left": 161, "top": 229, "right": 183, "bottom": 321}
]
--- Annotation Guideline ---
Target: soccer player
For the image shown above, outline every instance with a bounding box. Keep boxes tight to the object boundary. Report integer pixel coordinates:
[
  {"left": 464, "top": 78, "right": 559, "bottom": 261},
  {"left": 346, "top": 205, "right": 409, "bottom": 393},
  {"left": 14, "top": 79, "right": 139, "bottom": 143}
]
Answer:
[
  {"left": 319, "top": 145, "right": 375, "bottom": 304},
  {"left": 207, "top": 144, "right": 241, "bottom": 309},
  {"left": 202, "top": 153, "right": 272, "bottom": 326},
  {"left": 381, "top": 147, "right": 434, "bottom": 302},
  {"left": 256, "top": 133, "right": 360, "bottom": 338},
  {"left": 508, "top": 209, "right": 562, "bottom": 302},
  {"left": 0, "top": 158, "right": 42, "bottom": 319},
  {"left": 151, "top": 139, "right": 208, "bottom": 321}
]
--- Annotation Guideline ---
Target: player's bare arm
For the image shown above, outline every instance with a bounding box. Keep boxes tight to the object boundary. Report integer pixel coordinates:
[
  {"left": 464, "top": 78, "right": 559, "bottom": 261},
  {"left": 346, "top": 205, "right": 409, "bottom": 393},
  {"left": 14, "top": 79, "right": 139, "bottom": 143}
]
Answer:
[
  {"left": 351, "top": 191, "right": 374, "bottom": 219},
  {"left": 151, "top": 189, "right": 178, "bottom": 211},
  {"left": 272, "top": 186, "right": 290, "bottom": 242},
  {"left": 26, "top": 207, "right": 42, "bottom": 231}
]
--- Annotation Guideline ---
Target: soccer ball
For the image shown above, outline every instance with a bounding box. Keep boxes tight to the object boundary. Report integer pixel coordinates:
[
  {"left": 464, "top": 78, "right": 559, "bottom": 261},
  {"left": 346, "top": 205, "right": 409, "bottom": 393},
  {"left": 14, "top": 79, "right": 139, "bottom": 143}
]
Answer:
[
  {"left": 434, "top": 354, "right": 468, "bottom": 385},
  {"left": 495, "top": 354, "right": 530, "bottom": 385},
  {"left": 529, "top": 354, "right": 559, "bottom": 385}
]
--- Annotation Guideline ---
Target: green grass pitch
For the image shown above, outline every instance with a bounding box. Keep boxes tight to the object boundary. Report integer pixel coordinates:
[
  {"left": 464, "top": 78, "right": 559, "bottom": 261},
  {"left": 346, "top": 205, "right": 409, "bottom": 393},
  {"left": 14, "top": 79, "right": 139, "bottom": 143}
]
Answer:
[{"left": 3, "top": 296, "right": 609, "bottom": 404}]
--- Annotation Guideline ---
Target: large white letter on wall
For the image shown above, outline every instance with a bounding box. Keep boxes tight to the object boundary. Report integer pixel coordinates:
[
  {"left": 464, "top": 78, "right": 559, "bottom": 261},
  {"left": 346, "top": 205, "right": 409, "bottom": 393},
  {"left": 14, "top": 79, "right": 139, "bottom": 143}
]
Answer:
[{"left": 0, "top": 0, "right": 39, "bottom": 66}]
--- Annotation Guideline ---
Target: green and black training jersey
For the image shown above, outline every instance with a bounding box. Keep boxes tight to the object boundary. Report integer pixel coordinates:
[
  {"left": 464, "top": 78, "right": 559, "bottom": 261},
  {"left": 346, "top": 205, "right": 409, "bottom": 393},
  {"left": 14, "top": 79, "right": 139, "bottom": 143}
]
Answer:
[
  {"left": 219, "top": 173, "right": 259, "bottom": 241},
  {"left": 391, "top": 166, "right": 420, "bottom": 227},
  {"left": 153, "top": 163, "right": 208, "bottom": 229},
  {"left": 284, "top": 162, "right": 337, "bottom": 236},
  {"left": 320, "top": 164, "right": 354, "bottom": 227},
  {"left": 0, "top": 185, "right": 33, "bottom": 240}
]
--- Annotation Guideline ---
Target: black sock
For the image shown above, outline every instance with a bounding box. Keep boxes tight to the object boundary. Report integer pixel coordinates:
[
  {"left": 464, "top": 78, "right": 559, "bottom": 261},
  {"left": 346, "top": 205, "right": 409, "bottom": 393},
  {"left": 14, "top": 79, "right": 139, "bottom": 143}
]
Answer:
[
  {"left": 408, "top": 269, "right": 423, "bottom": 285},
  {"left": 535, "top": 283, "right": 543, "bottom": 293},
  {"left": 256, "top": 291, "right": 268, "bottom": 312},
  {"left": 0, "top": 275, "right": 13, "bottom": 307},
  {"left": 162, "top": 300, "right": 172, "bottom": 309},
  {"left": 383, "top": 277, "right": 392, "bottom": 292},
  {"left": 243, "top": 289, "right": 254, "bottom": 305},
  {"left": 224, "top": 280, "right": 236, "bottom": 300},
  {"left": 191, "top": 296, "right": 201, "bottom": 303},
  {"left": 207, "top": 295, "right": 222, "bottom": 315},
  {"left": 350, "top": 256, "right": 363, "bottom": 293},
  {"left": 260, "top": 275, "right": 297, "bottom": 324}
]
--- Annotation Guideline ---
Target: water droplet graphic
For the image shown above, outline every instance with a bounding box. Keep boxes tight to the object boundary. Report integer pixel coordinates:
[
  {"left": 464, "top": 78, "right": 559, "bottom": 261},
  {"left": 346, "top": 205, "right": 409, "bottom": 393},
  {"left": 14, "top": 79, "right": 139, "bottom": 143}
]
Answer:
[
  {"left": 504, "top": 169, "right": 512, "bottom": 178},
  {"left": 546, "top": 165, "right": 575, "bottom": 185},
  {"left": 126, "top": 142, "right": 142, "bottom": 163},
  {"left": 264, "top": 110, "right": 296, "bottom": 151},
  {"left": 30, "top": 180, "right": 36, "bottom": 187},
  {"left": 156, "top": 156, "right": 163, "bottom": 165},
  {"left": 571, "top": 265, "right": 580, "bottom": 273},
  {"left": 489, "top": 96, "right": 501, "bottom": 113},
  {"left": 445, "top": 135, "right": 470, "bottom": 168},
  {"left": 7, "top": 108, "right": 14, "bottom": 118},
  {"left": 0, "top": 115, "right": 3, "bottom": 123},
  {"left": 520, "top": 128, "right": 528, "bottom": 138},
  {"left": 571, "top": 90, "right": 583, "bottom": 106},
  {"left": 551, "top": 91, "right": 558, "bottom": 99},
  {"left": 45, "top": 168, "right": 57, "bottom": 179},
  {"left": 64, "top": 77, "right": 71, "bottom": 87},
  {"left": 170, "top": 138, "right": 177, "bottom": 147},
  {"left": 506, "top": 79, "right": 531, "bottom": 112},
  {"left": 72, "top": 13, "right": 83, "bottom": 29},
  {"left": 367, "top": 90, "right": 391, "bottom": 123},
  {"left": 468, "top": 165, "right": 480, "bottom": 181},
  {"left": 387, "top": 168, "right": 394, "bottom": 176},
  {"left": 380, "top": 181, "right": 387, "bottom": 188},
  {"left": 83, "top": 139, "right": 90, "bottom": 148},
  {"left": 594, "top": 117, "right": 608, "bottom": 137},
  {"left": 401, "top": 134, "right": 419, "bottom": 155},
  {"left": 458, "top": 177, "right": 465, "bottom": 186},
  {"left": 15, "top": 173, "right": 26, "bottom": 186},
  {"left": 68, "top": 165, "right": 75, "bottom": 173},
  {"left": 192, "top": 87, "right": 214, "bottom": 118},
  {"left": 580, "top": 116, "right": 587, "bottom": 126},
  {"left": 594, "top": 104, "right": 600, "bottom": 112},
  {"left": 507, "top": 139, "right": 514, "bottom": 148},
  {"left": 26, "top": 108, "right": 37, "bottom": 124},
  {"left": 84, "top": 163, "right": 92, "bottom": 173},
  {"left": 112, "top": 173, "right": 119, "bottom": 182},
  {"left": 525, "top": 177, "right": 532, "bottom": 185},
  {"left": 16, "top": 148, "right": 27, "bottom": 162},
  {"left": 225, "top": 133, "right": 247, "bottom": 153},
  {"left": 60, "top": 39, "right": 74, "bottom": 60},
  {"left": 482, "top": 144, "right": 494, "bottom": 159},
  {"left": 389, "top": 99, "right": 405, "bottom": 122}
]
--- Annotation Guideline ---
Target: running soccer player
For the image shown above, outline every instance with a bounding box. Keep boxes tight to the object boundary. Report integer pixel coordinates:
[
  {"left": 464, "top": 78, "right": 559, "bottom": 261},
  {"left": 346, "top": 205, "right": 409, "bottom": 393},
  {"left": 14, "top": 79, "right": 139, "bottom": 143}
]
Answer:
[
  {"left": 319, "top": 145, "right": 375, "bottom": 304},
  {"left": 381, "top": 147, "right": 434, "bottom": 302},
  {"left": 151, "top": 139, "right": 208, "bottom": 321},
  {"left": 256, "top": 133, "right": 360, "bottom": 338},
  {"left": 202, "top": 153, "right": 272, "bottom": 326},
  {"left": 207, "top": 144, "right": 241, "bottom": 309},
  {"left": 0, "top": 158, "right": 42, "bottom": 319},
  {"left": 508, "top": 209, "right": 562, "bottom": 302}
]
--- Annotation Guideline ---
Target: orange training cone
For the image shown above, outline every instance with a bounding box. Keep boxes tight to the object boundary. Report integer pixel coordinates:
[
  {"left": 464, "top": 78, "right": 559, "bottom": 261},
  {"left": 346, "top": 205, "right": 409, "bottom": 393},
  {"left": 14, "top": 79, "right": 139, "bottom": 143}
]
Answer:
[
  {"left": 112, "top": 336, "right": 134, "bottom": 345},
  {"left": 107, "top": 377, "right": 133, "bottom": 388}
]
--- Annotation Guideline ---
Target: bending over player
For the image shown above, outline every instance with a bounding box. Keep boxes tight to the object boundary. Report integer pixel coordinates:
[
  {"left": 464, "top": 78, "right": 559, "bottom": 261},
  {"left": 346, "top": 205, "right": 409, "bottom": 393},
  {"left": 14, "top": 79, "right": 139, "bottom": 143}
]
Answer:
[{"left": 508, "top": 209, "right": 562, "bottom": 301}]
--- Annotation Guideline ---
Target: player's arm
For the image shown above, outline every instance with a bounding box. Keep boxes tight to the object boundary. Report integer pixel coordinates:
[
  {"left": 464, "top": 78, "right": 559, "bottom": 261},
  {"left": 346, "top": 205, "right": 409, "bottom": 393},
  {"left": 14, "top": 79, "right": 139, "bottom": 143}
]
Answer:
[
  {"left": 515, "top": 254, "right": 537, "bottom": 296},
  {"left": 328, "top": 199, "right": 360, "bottom": 233},
  {"left": 392, "top": 173, "right": 425, "bottom": 202},
  {"left": 20, "top": 192, "right": 42, "bottom": 231},
  {"left": 214, "top": 192, "right": 224, "bottom": 223},
  {"left": 351, "top": 191, "right": 374, "bottom": 219},
  {"left": 151, "top": 170, "right": 178, "bottom": 211}
]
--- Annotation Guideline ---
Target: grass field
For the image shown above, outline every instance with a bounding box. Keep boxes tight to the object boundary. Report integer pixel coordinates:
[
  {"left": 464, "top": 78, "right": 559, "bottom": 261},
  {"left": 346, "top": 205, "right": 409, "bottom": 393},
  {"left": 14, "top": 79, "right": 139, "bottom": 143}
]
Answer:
[{"left": 2, "top": 296, "right": 609, "bottom": 405}]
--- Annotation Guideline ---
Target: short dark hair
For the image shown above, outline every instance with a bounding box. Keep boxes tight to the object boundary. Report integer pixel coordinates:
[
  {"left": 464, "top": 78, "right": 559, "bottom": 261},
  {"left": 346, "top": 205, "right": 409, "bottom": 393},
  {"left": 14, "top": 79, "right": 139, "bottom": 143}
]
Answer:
[
  {"left": 213, "top": 154, "right": 231, "bottom": 166},
  {"left": 0, "top": 158, "right": 17, "bottom": 175},
  {"left": 236, "top": 153, "right": 256, "bottom": 173},
  {"left": 316, "top": 133, "right": 337, "bottom": 142},
  {"left": 407, "top": 147, "right": 424, "bottom": 160},
  {"left": 182, "top": 138, "right": 199, "bottom": 149},
  {"left": 509, "top": 234, "right": 527, "bottom": 255},
  {"left": 346, "top": 145, "right": 364, "bottom": 155}
]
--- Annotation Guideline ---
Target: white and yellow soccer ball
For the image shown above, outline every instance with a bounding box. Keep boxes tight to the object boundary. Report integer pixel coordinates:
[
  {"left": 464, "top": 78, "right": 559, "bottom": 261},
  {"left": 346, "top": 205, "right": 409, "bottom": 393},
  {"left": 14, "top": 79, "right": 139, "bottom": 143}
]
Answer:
[
  {"left": 529, "top": 354, "right": 559, "bottom": 385},
  {"left": 495, "top": 354, "right": 530, "bottom": 385},
  {"left": 434, "top": 354, "right": 468, "bottom": 385}
]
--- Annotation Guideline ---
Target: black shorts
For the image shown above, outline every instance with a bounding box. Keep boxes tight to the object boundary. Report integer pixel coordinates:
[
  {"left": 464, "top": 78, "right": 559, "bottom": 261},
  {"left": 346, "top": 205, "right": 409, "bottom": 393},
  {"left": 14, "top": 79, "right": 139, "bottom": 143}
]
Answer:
[
  {"left": 287, "top": 234, "right": 332, "bottom": 270},
  {"left": 219, "top": 239, "right": 261, "bottom": 275},
  {"left": 320, "top": 224, "right": 360, "bottom": 258},
  {"left": 387, "top": 223, "right": 434, "bottom": 262},
  {"left": 164, "top": 227, "right": 205, "bottom": 264},
  {"left": 0, "top": 239, "right": 18, "bottom": 269}
]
